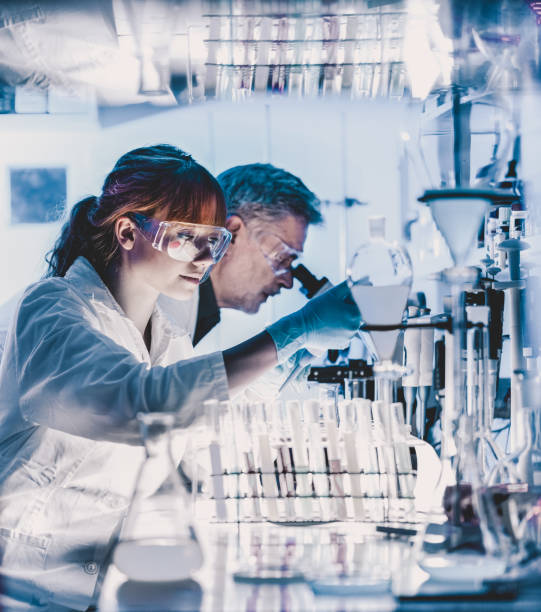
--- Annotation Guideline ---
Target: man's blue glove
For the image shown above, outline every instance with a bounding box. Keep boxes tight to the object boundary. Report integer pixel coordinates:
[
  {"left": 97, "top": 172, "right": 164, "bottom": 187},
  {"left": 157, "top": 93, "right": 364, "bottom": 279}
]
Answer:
[{"left": 266, "top": 281, "right": 361, "bottom": 364}]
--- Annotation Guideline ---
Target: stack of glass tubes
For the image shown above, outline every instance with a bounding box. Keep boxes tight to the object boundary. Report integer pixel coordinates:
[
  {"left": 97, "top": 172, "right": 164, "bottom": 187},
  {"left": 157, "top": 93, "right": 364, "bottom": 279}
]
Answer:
[{"left": 198, "top": 397, "right": 425, "bottom": 525}]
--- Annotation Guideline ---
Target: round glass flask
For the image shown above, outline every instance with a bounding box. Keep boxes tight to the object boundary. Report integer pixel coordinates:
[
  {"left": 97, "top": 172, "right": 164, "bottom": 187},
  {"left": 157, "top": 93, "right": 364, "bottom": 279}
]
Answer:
[{"left": 113, "top": 412, "right": 203, "bottom": 582}]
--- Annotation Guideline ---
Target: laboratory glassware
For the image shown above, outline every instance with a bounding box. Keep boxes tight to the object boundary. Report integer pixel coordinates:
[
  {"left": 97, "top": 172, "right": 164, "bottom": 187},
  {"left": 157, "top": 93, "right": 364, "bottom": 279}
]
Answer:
[
  {"left": 480, "top": 389, "right": 541, "bottom": 565},
  {"left": 113, "top": 412, "right": 203, "bottom": 582},
  {"left": 402, "top": 305, "right": 434, "bottom": 438},
  {"left": 415, "top": 412, "right": 507, "bottom": 581},
  {"left": 482, "top": 401, "right": 541, "bottom": 567},
  {"left": 346, "top": 216, "right": 413, "bottom": 405},
  {"left": 496, "top": 237, "right": 530, "bottom": 456},
  {"left": 465, "top": 305, "right": 505, "bottom": 482},
  {"left": 252, "top": 402, "right": 280, "bottom": 521}
]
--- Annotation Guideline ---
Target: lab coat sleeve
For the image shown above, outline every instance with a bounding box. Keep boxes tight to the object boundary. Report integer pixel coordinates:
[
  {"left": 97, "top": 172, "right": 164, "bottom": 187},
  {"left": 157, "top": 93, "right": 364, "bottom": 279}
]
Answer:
[{"left": 14, "top": 280, "right": 229, "bottom": 444}]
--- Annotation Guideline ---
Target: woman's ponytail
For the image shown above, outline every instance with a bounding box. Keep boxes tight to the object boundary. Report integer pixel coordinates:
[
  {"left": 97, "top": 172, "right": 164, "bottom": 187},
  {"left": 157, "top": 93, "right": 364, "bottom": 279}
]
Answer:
[{"left": 45, "top": 196, "right": 98, "bottom": 277}]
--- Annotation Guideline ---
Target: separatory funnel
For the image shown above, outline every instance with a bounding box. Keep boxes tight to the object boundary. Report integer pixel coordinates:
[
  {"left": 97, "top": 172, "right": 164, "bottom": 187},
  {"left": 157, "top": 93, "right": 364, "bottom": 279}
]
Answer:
[{"left": 347, "top": 217, "right": 413, "bottom": 404}]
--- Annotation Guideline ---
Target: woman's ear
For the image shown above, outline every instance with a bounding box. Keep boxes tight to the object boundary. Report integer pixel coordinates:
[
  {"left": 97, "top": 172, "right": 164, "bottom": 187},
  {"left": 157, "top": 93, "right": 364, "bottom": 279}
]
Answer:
[
  {"left": 114, "top": 217, "right": 137, "bottom": 251},
  {"left": 224, "top": 215, "right": 244, "bottom": 244}
]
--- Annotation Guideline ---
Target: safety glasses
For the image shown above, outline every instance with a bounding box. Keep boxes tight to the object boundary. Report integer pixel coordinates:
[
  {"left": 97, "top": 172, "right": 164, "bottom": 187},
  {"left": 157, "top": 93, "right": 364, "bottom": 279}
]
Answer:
[
  {"left": 131, "top": 213, "right": 232, "bottom": 281},
  {"left": 249, "top": 228, "right": 302, "bottom": 276}
]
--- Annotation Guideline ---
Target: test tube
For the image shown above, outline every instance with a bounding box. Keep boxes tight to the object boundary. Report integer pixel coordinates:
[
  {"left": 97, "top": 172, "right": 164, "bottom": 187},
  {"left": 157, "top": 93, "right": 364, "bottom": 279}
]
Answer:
[
  {"left": 241, "top": 404, "right": 262, "bottom": 521},
  {"left": 205, "top": 400, "right": 227, "bottom": 521},
  {"left": 355, "top": 398, "right": 383, "bottom": 521},
  {"left": 324, "top": 400, "right": 348, "bottom": 520},
  {"left": 339, "top": 400, "right": 366, "bottom": 521},
  {"left": 304, "top": 399, "right": 330, "bottom": 520},
  {"left": 372, "top": 400, "right": 399, "bottom": 520},
  {"left": 287, "top": 400, "right": 313, "bottom": 520},
  {"left": 254, "top": 403, "right": 279, "bottom": 521},
  {"left": 390, "top": 402, "right": 416, "bottom": 519},
  {"left": 273, "top": 401, "right": 296, "bottom": 519},
  {"left": 220, "top": 401, "right": 241, "bottom": 500},
  {"left": 276, "top": 444, "right": 296, "bottom": 519}
]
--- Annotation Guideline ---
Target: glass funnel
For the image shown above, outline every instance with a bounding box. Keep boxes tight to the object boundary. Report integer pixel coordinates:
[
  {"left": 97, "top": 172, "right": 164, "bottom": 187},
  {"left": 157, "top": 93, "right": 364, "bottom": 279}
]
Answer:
[
  {"left": 347, "top": 218, "right": 413, "bottom": 404},
  {"left": 113, "top": 412, "right": 203, "bottom": 582}
]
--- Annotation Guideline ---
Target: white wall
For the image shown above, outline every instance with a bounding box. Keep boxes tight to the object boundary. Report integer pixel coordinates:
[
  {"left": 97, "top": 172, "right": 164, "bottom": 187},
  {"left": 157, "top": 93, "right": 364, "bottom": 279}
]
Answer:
[{"left": 0, "top": 113, "right": 100, "bottom": 302}]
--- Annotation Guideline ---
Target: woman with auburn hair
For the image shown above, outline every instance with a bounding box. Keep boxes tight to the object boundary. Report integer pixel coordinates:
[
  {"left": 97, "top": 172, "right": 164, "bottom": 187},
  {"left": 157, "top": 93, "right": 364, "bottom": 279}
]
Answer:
[{"left": 0, "top": 144, "right": 360, "bottom": 610}]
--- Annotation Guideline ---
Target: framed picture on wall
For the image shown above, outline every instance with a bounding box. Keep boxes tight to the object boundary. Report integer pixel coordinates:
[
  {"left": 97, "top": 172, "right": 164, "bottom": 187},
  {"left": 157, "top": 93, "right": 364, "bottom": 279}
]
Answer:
[{"left": 10, "top": 167, "right": 67, "bottom": 224}]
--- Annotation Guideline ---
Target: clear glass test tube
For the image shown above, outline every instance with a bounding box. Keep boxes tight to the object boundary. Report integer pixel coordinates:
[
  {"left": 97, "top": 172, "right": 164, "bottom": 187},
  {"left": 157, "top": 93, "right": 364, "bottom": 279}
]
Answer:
[
  {"left": 273, "top": 401, "right": 297, "bottom": 520},
  {"left": 372, "top": 400, "right": 400, "bottom": 520},
  {"left": 339, "top": 400, "right": 366, "bottom": 520},
  {"left": 304, "top": 399, "right": 330, "bottom": 520},
  {"left": 287, "top": 400, "right": 313, "bottom": 521},
  {"left": 253, "top": 403, "right": 279, "bottom": 521},
  {"left": 324, "top": 399, "right": 348, "bottom": 520},
  {"left": 355, "top": 398, "right": 383, "bottom": 521},
  {"left": 205, "top": 399, "right": 228, "bottom": 521},
  {"left": 240, "top": 403, "right": 262, "bottom": 521}
]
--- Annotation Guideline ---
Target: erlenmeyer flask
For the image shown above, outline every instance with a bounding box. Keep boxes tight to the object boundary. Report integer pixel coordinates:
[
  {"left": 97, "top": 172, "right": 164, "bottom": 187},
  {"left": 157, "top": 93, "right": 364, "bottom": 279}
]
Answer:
[{"left": 113, "top": 413, "right": 203, "bottom": 582}]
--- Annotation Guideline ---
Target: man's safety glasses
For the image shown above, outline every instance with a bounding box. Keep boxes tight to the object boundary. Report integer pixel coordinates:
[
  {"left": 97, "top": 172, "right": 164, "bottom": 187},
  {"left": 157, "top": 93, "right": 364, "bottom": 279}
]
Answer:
[
  {"left": 131, "top": 213, "right": 232, "bottom": 281},
  {"left": 250, "top": 228, "right": 302, "bottom": 277}
]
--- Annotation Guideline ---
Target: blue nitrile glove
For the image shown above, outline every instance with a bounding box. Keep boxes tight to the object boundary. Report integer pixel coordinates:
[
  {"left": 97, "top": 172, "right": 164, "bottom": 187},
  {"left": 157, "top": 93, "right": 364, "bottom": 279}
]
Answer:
[{"left": 266, "top": 281, "right": 361, "bottom": 364}]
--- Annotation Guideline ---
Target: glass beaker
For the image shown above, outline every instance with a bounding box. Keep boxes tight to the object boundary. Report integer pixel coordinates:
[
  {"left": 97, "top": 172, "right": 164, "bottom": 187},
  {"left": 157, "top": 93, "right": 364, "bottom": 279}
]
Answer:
[
  {"left": 415, "top": 412, "right": 507, "bottom": 582},
  {"left": 113, "top": 412, "right": 203, "bottom": 582},
  {"left": 479, "top": 394, "right": 541, "bottom": 567}
]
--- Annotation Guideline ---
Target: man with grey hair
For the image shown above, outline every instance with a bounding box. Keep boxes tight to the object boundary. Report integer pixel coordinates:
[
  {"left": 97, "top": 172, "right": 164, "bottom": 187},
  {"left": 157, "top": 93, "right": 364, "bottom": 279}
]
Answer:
[{"left": 169, "top": 163, "right": 323, "bottom": 346}]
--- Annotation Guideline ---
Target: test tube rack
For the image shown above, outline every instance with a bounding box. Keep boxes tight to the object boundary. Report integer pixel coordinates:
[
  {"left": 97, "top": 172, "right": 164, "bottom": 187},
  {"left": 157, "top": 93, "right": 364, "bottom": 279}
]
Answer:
[{"left": 200, "top": 398, "right": 421, "bottom": 526}]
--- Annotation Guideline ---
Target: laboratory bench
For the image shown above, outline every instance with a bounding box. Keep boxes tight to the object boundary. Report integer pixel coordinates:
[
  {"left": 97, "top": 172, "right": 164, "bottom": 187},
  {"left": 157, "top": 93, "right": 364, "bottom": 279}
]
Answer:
[{"left": 97, "top": 521, "right": 541, "bottom": 612}]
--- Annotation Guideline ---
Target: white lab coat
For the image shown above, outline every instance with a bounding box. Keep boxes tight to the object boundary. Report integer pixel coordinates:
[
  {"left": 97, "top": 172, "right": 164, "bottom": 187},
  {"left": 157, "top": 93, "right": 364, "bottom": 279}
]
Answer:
[{"left": 0, "top": 257, "right": 229, "bottom": 611}]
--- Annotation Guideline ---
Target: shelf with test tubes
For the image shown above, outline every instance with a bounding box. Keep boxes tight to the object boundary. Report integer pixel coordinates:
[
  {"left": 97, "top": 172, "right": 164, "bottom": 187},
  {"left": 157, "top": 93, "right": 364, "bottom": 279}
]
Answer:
[
  {"left": 201, "top": 396, "right": 421, "bottom": 526},
  {"left": 200, "top": 7, "right": 408, "bottom": 99}
]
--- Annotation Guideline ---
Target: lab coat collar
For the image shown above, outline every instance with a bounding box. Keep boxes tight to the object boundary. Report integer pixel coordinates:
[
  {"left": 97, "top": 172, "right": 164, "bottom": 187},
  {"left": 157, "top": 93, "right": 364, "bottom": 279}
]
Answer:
[
  {"left": 64, "top": 257, "right": 187, "bottom": 363},
  {"left": 65, "top": 256, "right": 124, "bottom": 318}
]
